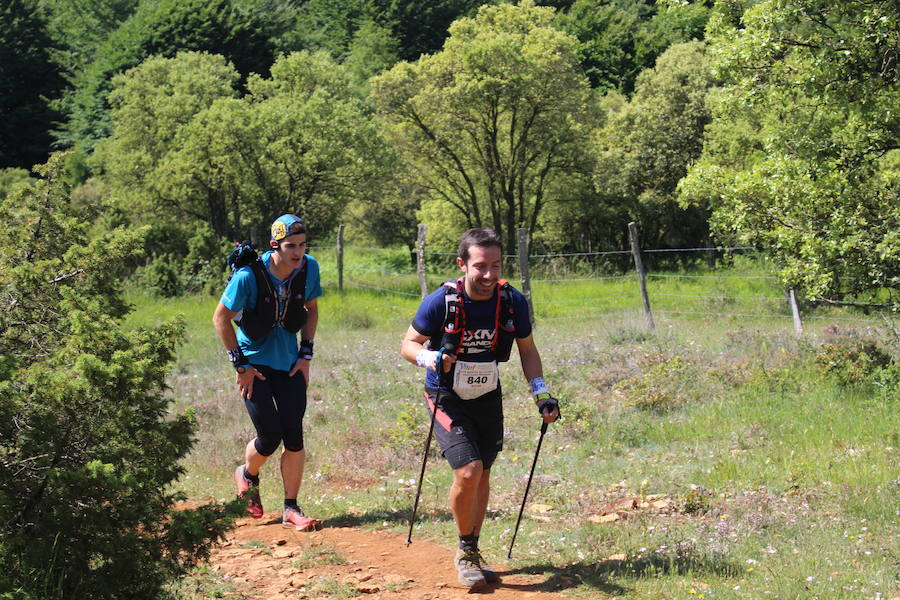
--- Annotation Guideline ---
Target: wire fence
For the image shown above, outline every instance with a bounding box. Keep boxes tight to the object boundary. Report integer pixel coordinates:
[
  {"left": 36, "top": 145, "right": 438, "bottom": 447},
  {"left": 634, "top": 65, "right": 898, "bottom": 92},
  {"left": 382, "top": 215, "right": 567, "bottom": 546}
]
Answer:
[{"left": 309, "top": 224, "right": 896, "bottom": 335}]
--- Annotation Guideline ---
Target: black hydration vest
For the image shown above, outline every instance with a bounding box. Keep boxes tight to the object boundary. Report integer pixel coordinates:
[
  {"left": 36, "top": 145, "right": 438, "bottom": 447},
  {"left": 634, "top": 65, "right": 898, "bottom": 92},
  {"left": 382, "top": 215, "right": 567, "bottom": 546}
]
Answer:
[
  {"left": 433, "top": 278, "right": 516, "bottom": 362},
  {"left": 227, "top": 242, "right": 308, "bottom": 341}
]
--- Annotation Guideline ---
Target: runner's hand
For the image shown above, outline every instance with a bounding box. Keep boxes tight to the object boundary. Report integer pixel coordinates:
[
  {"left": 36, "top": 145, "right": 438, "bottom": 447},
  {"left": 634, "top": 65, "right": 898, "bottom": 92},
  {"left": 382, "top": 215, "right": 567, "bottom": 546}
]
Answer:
[
  {"left": 237, "top": 367, "right": 266, "bottom": 399},
  {"left": 439, "top": 352, "right": 455, "bottom": 373},
  {"left": 416, "top": 348, "right": 455, "bottom": 373},
  {"left": 536, "top": 395, "right": 560, "bottom": 424},
  {"left": 289, "top": 357, "right": 310, "bottom": 384}
]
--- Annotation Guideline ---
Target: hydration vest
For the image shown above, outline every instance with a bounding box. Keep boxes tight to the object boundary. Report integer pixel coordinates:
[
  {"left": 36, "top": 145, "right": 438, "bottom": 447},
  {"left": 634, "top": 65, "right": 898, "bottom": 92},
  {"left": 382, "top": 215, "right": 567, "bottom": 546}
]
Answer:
[
  {"left": 227, "top": 241, "right": 309, "bottom": 341},
  {"left": 434, "top": 278, "right": 516, "bottom": 362}
]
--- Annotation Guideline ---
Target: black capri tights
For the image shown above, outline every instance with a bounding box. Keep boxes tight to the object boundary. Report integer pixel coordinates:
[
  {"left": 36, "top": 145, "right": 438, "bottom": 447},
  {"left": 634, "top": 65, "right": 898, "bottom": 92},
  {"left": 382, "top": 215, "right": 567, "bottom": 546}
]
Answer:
[{"left": 244, "top": 365, "right": 307, "bottom": 456}]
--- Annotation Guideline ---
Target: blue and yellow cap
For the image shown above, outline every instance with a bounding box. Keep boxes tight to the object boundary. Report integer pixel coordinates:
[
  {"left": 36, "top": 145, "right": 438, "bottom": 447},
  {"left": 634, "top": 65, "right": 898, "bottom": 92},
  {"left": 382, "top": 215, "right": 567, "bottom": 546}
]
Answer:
[{"left": 270, "top": 214, "right": 306, "bottom": 243}]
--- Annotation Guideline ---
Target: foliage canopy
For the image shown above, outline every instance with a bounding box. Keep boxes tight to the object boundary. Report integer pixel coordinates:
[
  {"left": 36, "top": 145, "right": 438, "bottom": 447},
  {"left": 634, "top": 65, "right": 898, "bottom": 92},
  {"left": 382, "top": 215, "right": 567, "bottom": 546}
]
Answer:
[
  {"left": 96, "top": 50, "right": 389, "bottom": 242},
  {"left": 373, "top": 0, "right": 596, "bottom": 254},
  {"left": 680, "top": 0, "right": 899, "bottom": 304}
]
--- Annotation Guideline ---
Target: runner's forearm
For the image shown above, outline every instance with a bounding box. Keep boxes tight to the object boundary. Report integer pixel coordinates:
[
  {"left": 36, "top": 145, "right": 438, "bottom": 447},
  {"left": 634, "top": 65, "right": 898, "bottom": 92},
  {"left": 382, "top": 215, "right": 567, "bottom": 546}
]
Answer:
[
  {"left": 213, "top": 302, "right": 240, "bottom": 350},
  {"left": 301, "top": 299, "right": 318, "bottom": 341}
]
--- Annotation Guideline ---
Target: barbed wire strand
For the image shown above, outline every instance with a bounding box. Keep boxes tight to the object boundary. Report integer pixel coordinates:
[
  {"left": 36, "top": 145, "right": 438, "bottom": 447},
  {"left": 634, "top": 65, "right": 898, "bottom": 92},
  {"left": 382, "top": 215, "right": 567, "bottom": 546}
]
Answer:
[
  {"left": 541, "top": 309, "right": 643, "bottom": 321},
  {"left": 648, "top": 273, "right": 778, "bottom": 280},
  {"left": 651, "top": 293, "right": 787, "bottom": 301},
  {"left": 655, "top": 309, "right": 884, "bottom": 324},
  {"left": 344, "top": 279, "right": 420, "bottom": 297},
  {"left": 544, "top": 295, "right": 641, "bottom": 304},
  {"left": 532, "top": 275, "right": 633, "bottom": 282},
  {"left": 643, "top": 246, "right": 757, "bottom": 253}
]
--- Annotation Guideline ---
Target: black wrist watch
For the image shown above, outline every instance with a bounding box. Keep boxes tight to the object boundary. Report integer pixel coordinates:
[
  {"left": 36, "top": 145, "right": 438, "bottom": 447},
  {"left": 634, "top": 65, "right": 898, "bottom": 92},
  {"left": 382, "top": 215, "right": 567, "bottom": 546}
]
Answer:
[
  {"left": 227, "top": 347, "right": 249, "bottom": 371},
  {"left": 298, "top": 339, "right": 314, "bottom": 361}
]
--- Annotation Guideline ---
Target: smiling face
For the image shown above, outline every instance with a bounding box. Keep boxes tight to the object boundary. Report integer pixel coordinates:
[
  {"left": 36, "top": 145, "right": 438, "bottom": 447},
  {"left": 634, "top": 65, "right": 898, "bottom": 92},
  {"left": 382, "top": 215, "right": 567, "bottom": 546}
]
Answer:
[{"left": 457, "top": 243, "right": 502, "bottom": 300}]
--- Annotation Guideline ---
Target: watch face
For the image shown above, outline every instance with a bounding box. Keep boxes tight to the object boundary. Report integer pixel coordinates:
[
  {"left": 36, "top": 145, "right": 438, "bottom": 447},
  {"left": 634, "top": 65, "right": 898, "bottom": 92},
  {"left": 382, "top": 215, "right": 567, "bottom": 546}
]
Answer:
[{"left": 235, "top": 365, "right": 247, "bottom": 374}]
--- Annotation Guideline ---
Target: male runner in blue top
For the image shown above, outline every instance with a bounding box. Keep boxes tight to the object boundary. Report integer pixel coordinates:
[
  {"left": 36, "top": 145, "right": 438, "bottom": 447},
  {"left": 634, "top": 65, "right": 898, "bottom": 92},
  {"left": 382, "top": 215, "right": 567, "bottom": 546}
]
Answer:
[
  {"left": 213, "top": 214, "right": 322, "bottom": 531},
  {"left": 400, "top": 227, "right": 559, "bottom": 589}
]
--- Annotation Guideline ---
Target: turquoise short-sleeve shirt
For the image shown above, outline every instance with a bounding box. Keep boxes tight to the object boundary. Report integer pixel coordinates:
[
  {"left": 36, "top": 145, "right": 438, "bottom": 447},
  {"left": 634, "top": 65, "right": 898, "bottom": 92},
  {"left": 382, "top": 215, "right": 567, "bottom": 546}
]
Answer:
[{"left": 220, "top": 252, "right": 322, "bottom": 371}]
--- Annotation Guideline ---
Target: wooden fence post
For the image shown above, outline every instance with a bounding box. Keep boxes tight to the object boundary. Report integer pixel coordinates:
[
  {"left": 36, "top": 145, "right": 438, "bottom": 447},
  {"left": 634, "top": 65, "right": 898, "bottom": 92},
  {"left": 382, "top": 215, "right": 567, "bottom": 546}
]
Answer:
[
  {"left": 788, "top": 288, "right": 804, "bottom": 336},
  {"left": 416, "top": 224, "right": 428, "bottom": 298},
  {"left": 628, "top": 221, "right": 655, "bottom": 329},
  {"left": 336, "top": 224, "right": 344, "bottom": 293},
  {"left": 517, "top": 228, "right": 535, "bottom": 328}
]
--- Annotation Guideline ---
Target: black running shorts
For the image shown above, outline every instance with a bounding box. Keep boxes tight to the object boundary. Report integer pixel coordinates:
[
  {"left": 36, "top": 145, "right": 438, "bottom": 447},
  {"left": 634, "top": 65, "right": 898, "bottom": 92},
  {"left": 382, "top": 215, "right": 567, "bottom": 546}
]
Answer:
[
  {"left": 244, "top": 364, "right": 307, "bottom": 456},
  {"left": 424, "top": 386, "right": 503, "bottom": 470}
]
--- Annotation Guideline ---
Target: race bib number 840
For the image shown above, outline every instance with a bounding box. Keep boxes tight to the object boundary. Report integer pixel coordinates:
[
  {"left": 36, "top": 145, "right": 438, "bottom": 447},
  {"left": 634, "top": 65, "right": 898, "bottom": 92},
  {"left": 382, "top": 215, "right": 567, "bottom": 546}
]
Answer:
[{"left": 452, "top": 361, "right": 499, "bottom": 400}]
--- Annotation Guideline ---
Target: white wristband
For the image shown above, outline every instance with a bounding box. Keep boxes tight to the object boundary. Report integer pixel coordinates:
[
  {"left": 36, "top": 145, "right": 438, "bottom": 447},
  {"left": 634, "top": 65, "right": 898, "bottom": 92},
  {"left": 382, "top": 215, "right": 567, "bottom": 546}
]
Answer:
[
  {"left": 416, "top": 348, "right": 440, "bottom": 370},
  {"left": 529, "top": 376, "right": 548, "bottom": 395}
]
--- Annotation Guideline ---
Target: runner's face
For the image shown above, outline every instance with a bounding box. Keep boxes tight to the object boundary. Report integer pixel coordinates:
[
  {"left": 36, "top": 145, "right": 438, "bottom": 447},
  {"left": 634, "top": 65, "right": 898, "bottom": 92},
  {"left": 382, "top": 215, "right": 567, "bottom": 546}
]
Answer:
[
  {"left": 458, "top": 244, "right": 501, "bottom": 300},
  {"left": 274, "top": 233, "right": 307, "bottom": 269}
]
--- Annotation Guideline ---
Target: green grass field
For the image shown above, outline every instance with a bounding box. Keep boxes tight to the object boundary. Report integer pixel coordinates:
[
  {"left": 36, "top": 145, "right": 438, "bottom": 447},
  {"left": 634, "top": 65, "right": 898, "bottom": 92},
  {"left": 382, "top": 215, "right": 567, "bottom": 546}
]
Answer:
[{"left": 126, "top": 257, "right": 899, "bottom": 600}]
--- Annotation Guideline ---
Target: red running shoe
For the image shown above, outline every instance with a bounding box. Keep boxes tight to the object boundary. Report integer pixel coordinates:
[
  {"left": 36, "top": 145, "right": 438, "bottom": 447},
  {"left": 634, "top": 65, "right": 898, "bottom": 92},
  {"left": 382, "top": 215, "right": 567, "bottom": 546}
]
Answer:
[
  {"left": 282, "top": 506, "right": 321, "bottom": 531},
  {"left": 233, "top": 465, "right": 263, "bottom": 518}
]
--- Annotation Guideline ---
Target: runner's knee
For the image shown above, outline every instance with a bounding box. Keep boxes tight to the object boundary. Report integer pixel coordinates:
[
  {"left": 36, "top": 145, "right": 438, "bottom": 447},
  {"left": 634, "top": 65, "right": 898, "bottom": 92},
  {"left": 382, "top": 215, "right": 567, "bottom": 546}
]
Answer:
[
  {"left": 254, "top": 436, "right": 281, "bottom": 457},
  {"left": 453, "top": 460, "right": 484, "bottom": 488},
  {"left": 283, "top": 429, "right": 303, "bottom": 452}
]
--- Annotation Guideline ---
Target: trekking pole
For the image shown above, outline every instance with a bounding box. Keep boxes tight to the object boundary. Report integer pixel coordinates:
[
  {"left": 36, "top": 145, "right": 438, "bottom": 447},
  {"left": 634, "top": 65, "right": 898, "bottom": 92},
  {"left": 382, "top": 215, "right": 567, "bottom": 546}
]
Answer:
[
  {"left": 405, "top": 348, "right": 446, "bottom": 546},
  {"left": 507, "top": 421, "right": 549, "bottom": 560}
]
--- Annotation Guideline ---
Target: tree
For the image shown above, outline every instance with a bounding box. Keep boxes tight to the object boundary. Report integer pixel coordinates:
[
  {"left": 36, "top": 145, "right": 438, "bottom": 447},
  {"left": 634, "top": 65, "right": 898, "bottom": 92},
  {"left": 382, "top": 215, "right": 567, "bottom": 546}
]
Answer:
[
  {"left": 38, "top": 0, "right": 139, "bottom": 76},
  {"left": 371, "top": 0, "right": 485, "bottom": 61},
  {"left": 56, "top": 0, "right": 277, "bottom": 153},
  {"left": 345, "top": 18, "right": 400, "bottom": 96},
  {"left": 0, "top": 154, "right": 237, "bottom": 598},
  {"left": 556, "top": 0, "right": 649, "bottom": 92},
  {"left": 0, "top": 0, "right": 65, "bottom": 169},
  {"left": 97, "top": 51, "right": 388, "bottom": 241},
  {"left": 592, "top": 41, "right": 716, "bottom": 251},
  {"left": 372, "top": 0, "right": 595, "bottom": 255},
  {"left": 679, "top": 0, "right": 899, "bottom": 304},
  {"left": 557, "top": 0, "right": 710, "bottom": 93}
]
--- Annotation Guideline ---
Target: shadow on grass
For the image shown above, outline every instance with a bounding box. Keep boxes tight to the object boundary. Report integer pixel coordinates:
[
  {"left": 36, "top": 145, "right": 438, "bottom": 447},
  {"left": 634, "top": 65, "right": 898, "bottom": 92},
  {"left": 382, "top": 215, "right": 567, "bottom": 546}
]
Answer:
[
  {"left": 493, "top": 553, "right": 741, "bottom": 595},
  {"left": 320, "top": 508, "right": 455, "bottom": 529}
]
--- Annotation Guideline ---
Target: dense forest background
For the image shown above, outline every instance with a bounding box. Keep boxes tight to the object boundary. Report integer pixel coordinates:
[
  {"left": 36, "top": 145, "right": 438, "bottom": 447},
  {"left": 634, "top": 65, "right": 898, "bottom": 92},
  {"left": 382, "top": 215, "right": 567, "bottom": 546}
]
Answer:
[{"left": 1, "top": 0, "right": 897, "bottom": 304}]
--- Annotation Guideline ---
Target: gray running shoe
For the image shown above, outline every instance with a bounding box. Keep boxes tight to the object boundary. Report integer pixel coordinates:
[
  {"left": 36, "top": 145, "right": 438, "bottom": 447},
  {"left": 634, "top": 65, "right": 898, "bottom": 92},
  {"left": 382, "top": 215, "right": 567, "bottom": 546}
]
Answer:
[
  {"left": 481, "top": 560, "right": 500, "bottom": 583},
  {"left": 454, "top": 548, "right": 487, "bottom": 588}
]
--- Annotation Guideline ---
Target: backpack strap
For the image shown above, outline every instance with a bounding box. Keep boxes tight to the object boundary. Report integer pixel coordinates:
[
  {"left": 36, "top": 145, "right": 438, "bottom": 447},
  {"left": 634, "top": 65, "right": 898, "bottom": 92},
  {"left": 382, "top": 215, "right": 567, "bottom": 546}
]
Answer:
[
  {"left": 498, "top": 279, "right": 515, "bottom": 331},
  {"left": 440, "top": 279, "right": 466, "bottom": 355},
  {"left": 280, "top": 257, "right": 309, "bottom": 333}
]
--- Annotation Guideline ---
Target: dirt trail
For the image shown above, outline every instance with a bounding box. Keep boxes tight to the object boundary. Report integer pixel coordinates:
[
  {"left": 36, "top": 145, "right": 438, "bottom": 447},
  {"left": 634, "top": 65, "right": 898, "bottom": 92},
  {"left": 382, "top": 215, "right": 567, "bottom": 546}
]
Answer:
[{"left": 210, "top": 512, "right": 583, "bottom": 599}]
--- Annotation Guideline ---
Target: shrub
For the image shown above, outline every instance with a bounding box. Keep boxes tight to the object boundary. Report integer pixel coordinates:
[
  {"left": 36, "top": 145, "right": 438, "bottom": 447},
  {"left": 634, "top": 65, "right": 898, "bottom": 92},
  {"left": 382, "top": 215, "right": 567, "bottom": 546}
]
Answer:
[
  {"left": 0, "top": 155, "right": 237, "bottom": 600},
  {"left": 816, "top": 339, "right": 894, "bottom": 386},
  {"left": 616, "top": 356, "right": 699, "bottom": 413}
]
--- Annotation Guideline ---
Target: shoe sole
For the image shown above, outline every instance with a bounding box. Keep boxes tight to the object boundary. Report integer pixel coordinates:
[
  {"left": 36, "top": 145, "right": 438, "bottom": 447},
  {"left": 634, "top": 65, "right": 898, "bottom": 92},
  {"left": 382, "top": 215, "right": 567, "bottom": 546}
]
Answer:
[{"left": 457, "top": 575, "right": 487, "bottom": 589}]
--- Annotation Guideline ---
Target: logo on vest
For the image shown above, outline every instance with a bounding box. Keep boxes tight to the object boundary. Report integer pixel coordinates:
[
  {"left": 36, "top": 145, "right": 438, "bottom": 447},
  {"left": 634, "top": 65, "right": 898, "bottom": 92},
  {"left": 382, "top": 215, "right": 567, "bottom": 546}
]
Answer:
[{"left": 462, "top": 328, "right": 496, "bottom": 353}]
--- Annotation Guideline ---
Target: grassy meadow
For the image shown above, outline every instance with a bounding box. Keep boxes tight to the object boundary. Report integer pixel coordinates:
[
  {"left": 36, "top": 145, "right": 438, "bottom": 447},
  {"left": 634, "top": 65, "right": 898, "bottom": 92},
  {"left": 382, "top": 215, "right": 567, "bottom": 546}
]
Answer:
[{"left": 125, "top": 253, "right": 899, "bottom": 600}]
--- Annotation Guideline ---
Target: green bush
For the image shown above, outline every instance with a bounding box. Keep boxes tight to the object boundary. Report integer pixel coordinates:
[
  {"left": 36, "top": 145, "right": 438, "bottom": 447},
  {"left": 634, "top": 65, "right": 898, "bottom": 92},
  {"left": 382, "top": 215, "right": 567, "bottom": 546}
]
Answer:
[
  {"left": 136, "top": 223, "right": 231, "bottom": 297},
  {"left": 0, "top": 155, "right": 237, "bottom": 600},
  {"left": 616, "top": 356, "right": 699, "bottom": 413},
  {"left": 815, "top": 339, "right": 894, "bottom": 386},
  {"left": 141, "top": 254, "right": 183, "bottom": 297}
]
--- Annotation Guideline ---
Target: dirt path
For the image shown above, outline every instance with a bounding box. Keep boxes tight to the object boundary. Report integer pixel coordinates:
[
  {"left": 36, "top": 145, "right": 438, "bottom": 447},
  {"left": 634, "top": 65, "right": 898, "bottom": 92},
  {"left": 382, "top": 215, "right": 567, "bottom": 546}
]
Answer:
[{"left": 210, "top": 512, "right": 584, "bottom": 599}]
